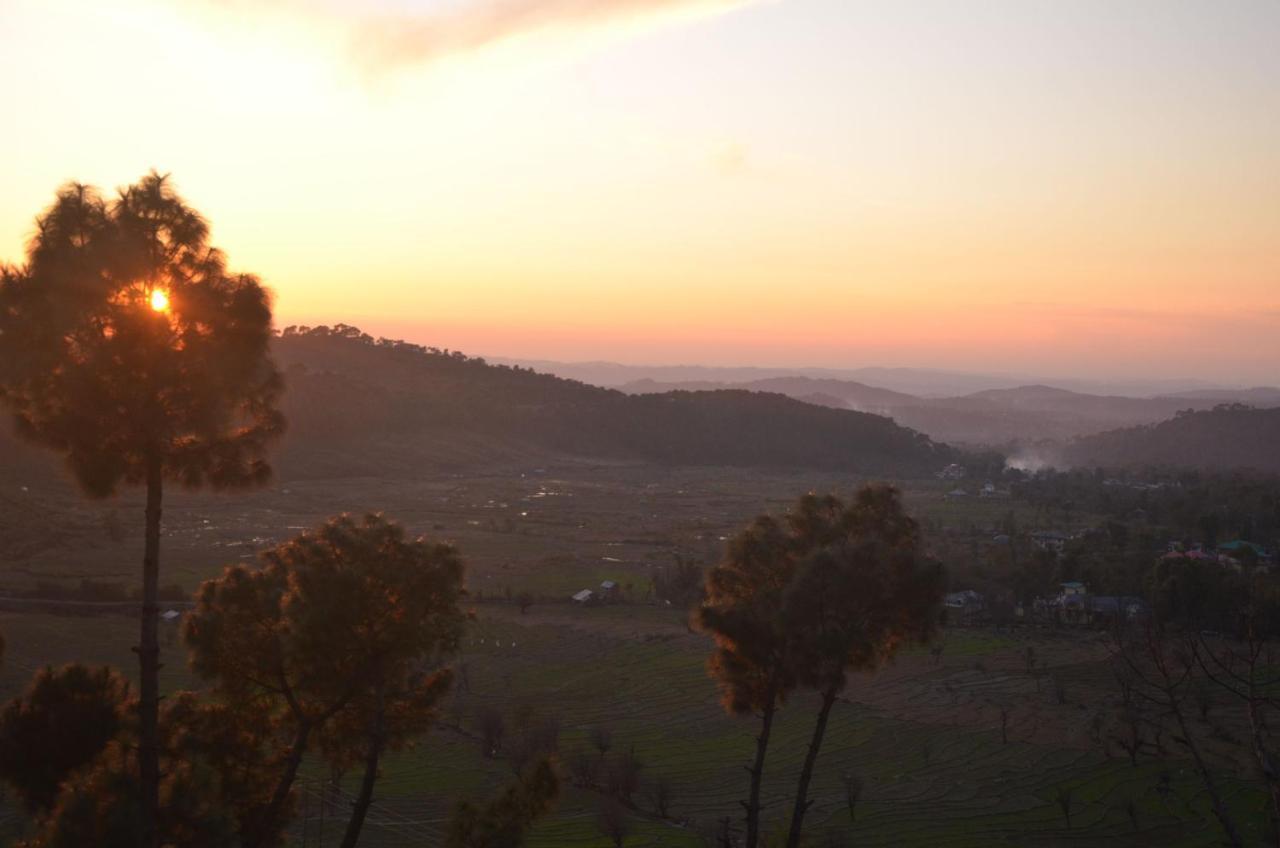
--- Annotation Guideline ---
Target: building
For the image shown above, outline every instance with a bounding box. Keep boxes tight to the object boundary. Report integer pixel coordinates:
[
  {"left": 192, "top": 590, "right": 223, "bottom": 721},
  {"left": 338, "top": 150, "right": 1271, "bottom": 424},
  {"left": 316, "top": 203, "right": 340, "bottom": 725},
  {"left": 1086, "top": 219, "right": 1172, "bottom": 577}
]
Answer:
[
  {"left": 945, "top": 589, "right": 985, "bottom": 609},
  {"left": 1047, "top": 581, "right": 1149, "bottom": 627},
  {"left": 1219, "top": 540, "right": 1269, "bottom": 561},
  {"left": 571, "top": 589, "right": 593, "bottom": 604},
  {"left": 1031, "top": 531, "right": 1070, "bottom": 553},
  {"left": 943, "top": 590, "right": 985, "bottom": 624}
]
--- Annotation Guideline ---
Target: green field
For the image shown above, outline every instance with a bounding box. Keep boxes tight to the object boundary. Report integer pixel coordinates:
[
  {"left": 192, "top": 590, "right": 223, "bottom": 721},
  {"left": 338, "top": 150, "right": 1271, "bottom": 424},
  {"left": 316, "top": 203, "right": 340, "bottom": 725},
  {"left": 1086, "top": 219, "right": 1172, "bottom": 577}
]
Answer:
[
  {"left": 0, "top": 603, "right": 1267, "bottom": 847},
  {"left": 0, "top": 462, "right": 1268, "bottom": 846}
]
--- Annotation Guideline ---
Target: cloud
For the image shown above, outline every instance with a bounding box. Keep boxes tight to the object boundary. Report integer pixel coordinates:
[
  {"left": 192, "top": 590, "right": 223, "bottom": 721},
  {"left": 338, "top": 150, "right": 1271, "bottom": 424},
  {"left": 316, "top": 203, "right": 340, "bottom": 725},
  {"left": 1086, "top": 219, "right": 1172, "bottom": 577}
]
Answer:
[{"left": 348, "top": 0, "right": 761, "bottom": 68}]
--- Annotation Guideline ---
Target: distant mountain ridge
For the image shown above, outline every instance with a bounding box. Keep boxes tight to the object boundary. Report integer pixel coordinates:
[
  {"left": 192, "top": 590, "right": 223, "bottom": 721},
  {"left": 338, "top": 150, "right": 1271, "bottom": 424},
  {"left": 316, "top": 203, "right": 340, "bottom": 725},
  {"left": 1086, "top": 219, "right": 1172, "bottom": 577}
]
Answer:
[
  {"left": 1158, "top": 387, "right": 1280, "bottom": 406},
  {"left": 494, "top": 358, "right": 1238, "bottom": 398},
  {"left": 617, "top": 376, "right": 1280, "bottom": 448},
  {"left": 260, "top": 326, "right": 954, "bottom": 476},
  {"left": 0, "top": 327, "right": 954, "bottom": 481},
  {"left": 1060, "top": 406, "right": 1280, "bottom": 473},
  {"left": 6, "top": 326, "right": 1275, "bottom": 480},
  {"left": 264, "top": 328, "right": 956, "bottom": 475}
]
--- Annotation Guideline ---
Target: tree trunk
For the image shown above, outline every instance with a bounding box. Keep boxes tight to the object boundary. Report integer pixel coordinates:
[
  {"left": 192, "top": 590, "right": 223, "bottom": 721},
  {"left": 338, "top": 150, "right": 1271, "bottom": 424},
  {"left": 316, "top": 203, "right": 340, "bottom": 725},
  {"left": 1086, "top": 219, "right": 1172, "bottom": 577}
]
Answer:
[
  {"left": 1248, "top": 698, "right": 1280, "bottom": 847},
  {"left": 785, "top": 686, "right": 838, "bottom": 848},
  {"left": 743, "top": 681, "right": 778, "bottom": 848},
  {"left": 340, "top": 684, "right": 387, "bottom": 848},
  {"left": 1171, "top": 698, "right": 1243, "bottom": 847},
  {"left": 137, "top": 452, "right": 163, "bottom": 848},
  {"left": 246, "top": 721, "right": 312, "bottom": 848}
]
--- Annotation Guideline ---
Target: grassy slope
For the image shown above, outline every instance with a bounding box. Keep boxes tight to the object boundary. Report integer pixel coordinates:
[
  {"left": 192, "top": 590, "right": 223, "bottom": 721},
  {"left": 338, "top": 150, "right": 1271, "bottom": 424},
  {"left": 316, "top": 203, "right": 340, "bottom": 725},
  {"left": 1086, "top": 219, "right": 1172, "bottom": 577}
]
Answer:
[{"left": 0, "top": 607, "right": 1266, "bottom": 848}]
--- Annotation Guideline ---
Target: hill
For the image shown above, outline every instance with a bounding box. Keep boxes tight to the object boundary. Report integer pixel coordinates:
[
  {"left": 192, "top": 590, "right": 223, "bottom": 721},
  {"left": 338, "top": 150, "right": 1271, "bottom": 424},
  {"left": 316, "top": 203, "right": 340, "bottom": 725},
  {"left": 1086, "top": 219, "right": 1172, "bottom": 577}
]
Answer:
[
  {"left": 498, "top": 357, "right": 1233, "bottom": 397},
  {"left": 623, "top": 376, "right": 921, "bottom": 412},
  {"left": 0, "top": 325, "right": 954, "bottom": 483},
  {"left": 1060, "top": 405, "right": 1280, "bottom": 473},
  {"left": 266, "top": 326, "right": 952, "bottom": 475},
  {"left": 624, "top": 377, "right": 1269, "bottom": 447},
  {"left": 1159, "top": 387, "right": 1280, "bottom": 406}
]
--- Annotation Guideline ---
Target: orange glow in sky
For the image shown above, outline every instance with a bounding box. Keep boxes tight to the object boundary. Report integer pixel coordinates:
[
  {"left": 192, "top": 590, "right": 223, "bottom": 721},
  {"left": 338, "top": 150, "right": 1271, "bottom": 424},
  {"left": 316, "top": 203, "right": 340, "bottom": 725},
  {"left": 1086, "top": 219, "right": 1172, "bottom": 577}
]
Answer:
[{"left": 1, "top": 0, "right": 1277, "bottom": 382}]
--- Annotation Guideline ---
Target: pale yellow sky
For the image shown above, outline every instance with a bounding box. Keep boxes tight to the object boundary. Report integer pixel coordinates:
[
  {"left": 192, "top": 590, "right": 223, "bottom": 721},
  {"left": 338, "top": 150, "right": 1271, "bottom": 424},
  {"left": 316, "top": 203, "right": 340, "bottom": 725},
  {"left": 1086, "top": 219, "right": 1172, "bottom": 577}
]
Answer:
[{"left": 1, "top": 0, "right": 1277, "bottom": 381}]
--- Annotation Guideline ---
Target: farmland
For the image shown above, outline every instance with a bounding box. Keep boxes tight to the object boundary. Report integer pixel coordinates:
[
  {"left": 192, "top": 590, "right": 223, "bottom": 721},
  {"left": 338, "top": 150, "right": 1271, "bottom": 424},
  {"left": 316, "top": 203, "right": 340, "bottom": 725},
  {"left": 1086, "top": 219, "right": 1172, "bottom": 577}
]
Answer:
[{"left": 0, "top": 460, "right": 1269, "bottom": 846}]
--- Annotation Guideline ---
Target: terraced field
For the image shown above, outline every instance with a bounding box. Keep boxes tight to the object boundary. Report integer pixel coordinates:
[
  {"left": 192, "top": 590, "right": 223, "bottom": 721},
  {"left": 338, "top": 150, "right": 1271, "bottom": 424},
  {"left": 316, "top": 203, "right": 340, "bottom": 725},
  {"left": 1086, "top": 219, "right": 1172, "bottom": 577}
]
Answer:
[
  {"left": 0, "top": 600, "right": 1269, "bottom": 847},
  {"left": 0, "top": 462, "right": 1269, "bottom": 846}
]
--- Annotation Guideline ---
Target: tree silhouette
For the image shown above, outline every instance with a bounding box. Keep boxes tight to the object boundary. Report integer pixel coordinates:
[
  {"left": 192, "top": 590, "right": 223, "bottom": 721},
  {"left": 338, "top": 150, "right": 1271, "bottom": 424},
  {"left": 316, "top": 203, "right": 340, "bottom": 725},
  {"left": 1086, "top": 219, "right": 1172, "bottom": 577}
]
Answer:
[
  {"left": 596, "top": 797, "right": 631, "bottom": 848},
  {"left": 840, "top": 771, "right": 863, "bottom": 824},
  {"left": 319, "top": 668, "right": 455, "bottom": 848},
  {"left": 16, "top": 690, "right": 283, "bottom": 848},
  {"left": 696, "top": 512, "right": 797, "bottom": 848},
  {"left": 1110, "top": 621, "right": 1244, "bottom": 847},
  {"left": 1185, "top": 576, "right": 1280, "bottom": 841},
  {"left": 780, "top": 485, "right": 943, "bottom": 847},
  {"left": 445, "top": 758, "right": 559, "bottom": 848},
  {"left": 184, "top": 512, "right": 465, "bottom": 848},
  {"left": 0, "top": 664, "right": 130, "bottom": 812},
  {"left": 0, "top": 173, "right": 284, "bottom": 846}
]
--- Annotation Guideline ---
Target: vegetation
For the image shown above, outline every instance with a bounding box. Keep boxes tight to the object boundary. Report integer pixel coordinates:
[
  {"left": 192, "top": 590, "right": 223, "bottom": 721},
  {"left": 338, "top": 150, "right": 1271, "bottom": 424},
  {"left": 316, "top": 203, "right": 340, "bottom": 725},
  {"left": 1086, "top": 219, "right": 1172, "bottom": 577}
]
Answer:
[
  {"left": 185, "top": 513, "right": 465, "bottom": 847},
  {"left": 1063, "top": 406, "right": 1280, "bottom": 473},
  {"left": 0, "top": 173, "right": 284, "bottom": 845},
  {"left": 779, "top": 486, "right": 943, "bottom": 847},
  {"left": 3, "top": 176, "right": 1280, "bottom": 848},
  {"left": 0, "top": 664, "right": 129, "bottom": 812},
  {"left": 445, "top": 758, "right": 559, "bottom": 848},
  {"left": 697, "top": 485, "right": 944, "bottom": 848},
  {"left": 269, "top": 325, "right": 953, "bottom": 476}
]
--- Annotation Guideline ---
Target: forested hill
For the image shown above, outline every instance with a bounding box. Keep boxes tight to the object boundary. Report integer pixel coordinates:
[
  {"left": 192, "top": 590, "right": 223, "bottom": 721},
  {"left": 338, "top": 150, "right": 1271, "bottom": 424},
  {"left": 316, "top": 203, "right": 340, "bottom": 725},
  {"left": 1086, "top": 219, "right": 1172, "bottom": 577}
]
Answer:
[
  {"left": 269, "top": 325, "right": 953, "bottom": 476},
  {"left": 1060, "top": 405, "right": 1280, "bottom": 473}
]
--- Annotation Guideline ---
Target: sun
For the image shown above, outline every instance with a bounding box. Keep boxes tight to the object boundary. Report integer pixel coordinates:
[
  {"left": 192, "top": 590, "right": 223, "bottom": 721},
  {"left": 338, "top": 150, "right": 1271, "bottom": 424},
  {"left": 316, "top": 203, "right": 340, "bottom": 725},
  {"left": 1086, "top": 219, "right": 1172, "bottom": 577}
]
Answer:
[{"left": 149, "top": 289, "right": 170, "bottom": 312}]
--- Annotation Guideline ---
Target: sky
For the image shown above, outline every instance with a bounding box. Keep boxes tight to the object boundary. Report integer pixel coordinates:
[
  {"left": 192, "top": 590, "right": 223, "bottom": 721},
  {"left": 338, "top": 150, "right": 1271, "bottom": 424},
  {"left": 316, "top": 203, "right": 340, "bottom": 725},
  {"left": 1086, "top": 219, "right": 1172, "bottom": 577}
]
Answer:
[{"left": 1, "top": 0, "right": 1277, "bottom": 383}]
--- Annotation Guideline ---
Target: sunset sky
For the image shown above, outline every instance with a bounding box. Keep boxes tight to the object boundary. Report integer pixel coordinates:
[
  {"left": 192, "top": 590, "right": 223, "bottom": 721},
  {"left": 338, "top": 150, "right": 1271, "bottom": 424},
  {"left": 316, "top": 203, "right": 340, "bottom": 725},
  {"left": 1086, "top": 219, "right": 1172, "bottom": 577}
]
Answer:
[{"left": 1, "top": 0, "right": 1277, "bottom": 383}]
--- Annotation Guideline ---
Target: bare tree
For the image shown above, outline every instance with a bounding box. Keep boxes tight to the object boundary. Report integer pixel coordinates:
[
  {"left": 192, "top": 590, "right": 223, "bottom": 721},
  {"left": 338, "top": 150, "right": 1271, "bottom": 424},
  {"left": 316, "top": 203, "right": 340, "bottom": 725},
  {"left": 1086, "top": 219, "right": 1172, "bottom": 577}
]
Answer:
[
  {"left": 1055, "top": 785, "right": 1073, "bottom": 830},
  {"left": 1025, "top": 646, "right": 1041, "bottom": 693},
  {"left": 1191, "top": 592, "right": 1280, "bottom": 844},
  {"left": 598, "top": 798, "right": 631, "bottom": 848},
  {"left": 476, "top": 707, "right": 506, "bottom": 758},
  {"left": 605, "top": 746, "right": 644, "bottom": 804},
  {"left": 508, "top": 715, "right": 560, "bottom": 774},
  {"left": 591, "top": 725, "right": 614, "bottom": 761},
  {"left": 649, "top": 775, "right": 674, "bottom": 818},
  {"left": 1121, "top": 793, "right": 1138, "bottom": 831},
  {"left": 1111, "top": 702, "right": 1145, "bottom": 767},
  {"left": 840, "top": 771, "right": 863, "bottom": 824},
  {"left": 568, "top": 750, "right": 599, "bottom": 788},
  {"left": 1110, "top": 622, "right": 1243, "bottom": 847}
]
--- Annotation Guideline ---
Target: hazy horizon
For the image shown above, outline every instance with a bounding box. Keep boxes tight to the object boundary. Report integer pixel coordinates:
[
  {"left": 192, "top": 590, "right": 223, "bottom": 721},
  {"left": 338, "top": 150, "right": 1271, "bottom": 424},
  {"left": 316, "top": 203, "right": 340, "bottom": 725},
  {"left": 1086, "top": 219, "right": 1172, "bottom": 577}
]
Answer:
[{"left": 3, "top": 0, "right": 1278, "bottom": 383}]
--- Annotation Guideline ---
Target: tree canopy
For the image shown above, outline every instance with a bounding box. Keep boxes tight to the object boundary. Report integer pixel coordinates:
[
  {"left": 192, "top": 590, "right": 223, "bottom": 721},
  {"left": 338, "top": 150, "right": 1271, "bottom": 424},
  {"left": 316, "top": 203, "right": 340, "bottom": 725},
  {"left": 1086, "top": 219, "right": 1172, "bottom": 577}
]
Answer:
[
  {"left": 0, "top": 172, "right": 284, "bottom": 497},
  {"left": 0, "top": 664, "right": 130, "bottom": 813},
  {"left": 184, "top": 512, "right": 467, "bottom": 847}
]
